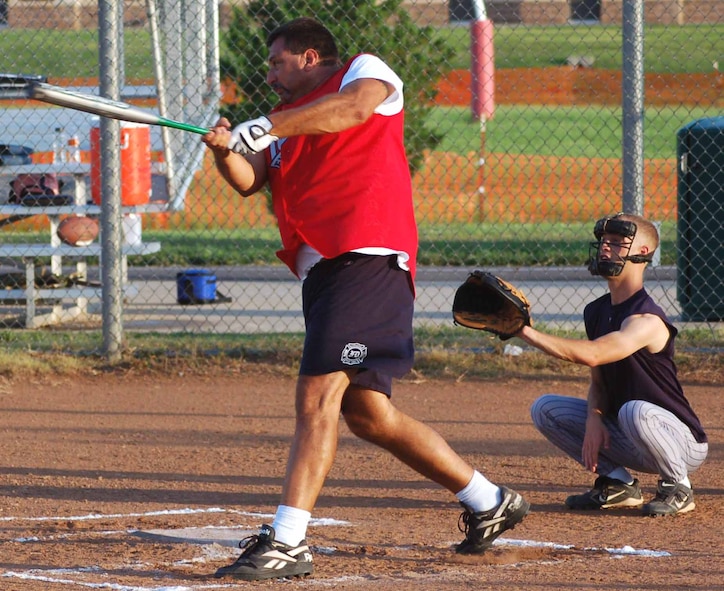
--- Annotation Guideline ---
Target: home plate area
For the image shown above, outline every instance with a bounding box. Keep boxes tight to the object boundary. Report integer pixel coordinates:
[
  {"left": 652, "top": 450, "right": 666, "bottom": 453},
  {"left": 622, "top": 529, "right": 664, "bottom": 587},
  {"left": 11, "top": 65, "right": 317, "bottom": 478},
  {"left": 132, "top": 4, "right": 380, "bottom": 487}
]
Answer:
[
  {"left": 1, "top": 508, "right": 670, "bottom": 590},
  {"left": 134, "top": 524, "right": 255, "bottom": 548},
  {"left": 134, "top": 522, "right": 669, "bottom": 566}
]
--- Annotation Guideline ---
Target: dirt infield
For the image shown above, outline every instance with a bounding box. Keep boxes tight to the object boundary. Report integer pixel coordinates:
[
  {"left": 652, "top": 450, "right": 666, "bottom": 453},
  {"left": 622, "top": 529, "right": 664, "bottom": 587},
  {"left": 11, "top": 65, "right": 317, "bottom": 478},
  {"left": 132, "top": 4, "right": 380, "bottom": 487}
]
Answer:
[{"left": 0, "top": 367, "right": 720, "bottom": 590}]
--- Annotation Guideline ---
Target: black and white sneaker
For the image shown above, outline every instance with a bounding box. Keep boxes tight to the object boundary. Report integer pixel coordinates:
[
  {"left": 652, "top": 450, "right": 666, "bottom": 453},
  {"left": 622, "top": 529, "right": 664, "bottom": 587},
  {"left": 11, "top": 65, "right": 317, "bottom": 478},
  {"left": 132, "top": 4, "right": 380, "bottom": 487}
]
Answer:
[
  {"left": 456, "top": 487, "right": 530, "bottom": 554},
  {"left": 214, "top": 524, "right": 313, "bottom": 580},
  {"left": 642, "top": 480, "right": 695, "bottom": 516},
  {"left": 565, "top": 476, "right": 643, "bottom": 510}
]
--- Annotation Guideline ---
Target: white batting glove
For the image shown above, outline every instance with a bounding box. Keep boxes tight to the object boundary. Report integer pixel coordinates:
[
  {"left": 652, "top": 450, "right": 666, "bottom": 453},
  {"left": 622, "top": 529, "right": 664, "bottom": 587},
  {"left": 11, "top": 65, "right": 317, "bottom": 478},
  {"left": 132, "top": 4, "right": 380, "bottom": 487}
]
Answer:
[{"left": 228, "top": 116, "right": 278, "bottom": 154}]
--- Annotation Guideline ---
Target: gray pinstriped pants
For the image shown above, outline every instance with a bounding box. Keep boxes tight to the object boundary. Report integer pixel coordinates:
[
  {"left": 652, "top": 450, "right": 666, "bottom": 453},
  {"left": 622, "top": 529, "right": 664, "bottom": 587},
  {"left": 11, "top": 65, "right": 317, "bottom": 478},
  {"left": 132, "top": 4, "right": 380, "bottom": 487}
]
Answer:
[{"left": 530, "top": 394, "right": 708, "bottom": 482}]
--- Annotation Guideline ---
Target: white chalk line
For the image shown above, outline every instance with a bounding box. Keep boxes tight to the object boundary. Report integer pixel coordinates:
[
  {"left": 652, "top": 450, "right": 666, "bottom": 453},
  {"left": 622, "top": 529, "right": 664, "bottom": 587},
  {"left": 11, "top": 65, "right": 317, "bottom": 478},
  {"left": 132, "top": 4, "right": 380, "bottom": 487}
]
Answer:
[
  {"left": 1, "top": 507, "right": 251, "bottom": 523},
  {"left": 0, "top": 507, "right": 670, "bottom": 589},
  {"left": 1, "top": 570, "right": 237, "bottom": 591},
  {"left": 494, "top": 537, "right": 670, "bottom": 557}
]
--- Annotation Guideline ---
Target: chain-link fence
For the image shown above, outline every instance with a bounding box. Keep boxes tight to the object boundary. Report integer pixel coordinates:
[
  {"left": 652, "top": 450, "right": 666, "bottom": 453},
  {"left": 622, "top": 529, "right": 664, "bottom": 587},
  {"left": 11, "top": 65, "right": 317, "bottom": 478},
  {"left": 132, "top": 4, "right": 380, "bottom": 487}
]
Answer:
[{"left": 0, "top": 0, "right": 721, "bottom": 356}]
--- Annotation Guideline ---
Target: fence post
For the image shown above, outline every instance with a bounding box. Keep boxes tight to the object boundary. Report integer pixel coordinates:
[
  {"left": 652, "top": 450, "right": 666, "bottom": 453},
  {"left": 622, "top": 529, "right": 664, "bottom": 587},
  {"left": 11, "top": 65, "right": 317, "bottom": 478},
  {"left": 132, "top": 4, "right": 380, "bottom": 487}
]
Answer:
[
  {"left": 98, "top": 0, "right": 124, "bottom": 363},
  {"left": 622, "top": 0, "right": 645, "bottom": 215}
]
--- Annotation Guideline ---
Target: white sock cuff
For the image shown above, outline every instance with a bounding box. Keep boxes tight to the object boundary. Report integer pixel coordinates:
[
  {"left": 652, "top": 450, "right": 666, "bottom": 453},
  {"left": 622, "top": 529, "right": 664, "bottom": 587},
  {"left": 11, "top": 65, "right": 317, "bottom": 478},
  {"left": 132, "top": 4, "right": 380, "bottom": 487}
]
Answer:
[
  {"left": 272, "top": 505, "right": 311, "bottom": 547},
  {"left": 455, "top": 470, "right": 500, "bottom": 512},
  {"left": 678, "top": 476, "right": 691, "bottom": 488},
  {"left": 605, "top": 467, "right": 634, "bottom": 485}
]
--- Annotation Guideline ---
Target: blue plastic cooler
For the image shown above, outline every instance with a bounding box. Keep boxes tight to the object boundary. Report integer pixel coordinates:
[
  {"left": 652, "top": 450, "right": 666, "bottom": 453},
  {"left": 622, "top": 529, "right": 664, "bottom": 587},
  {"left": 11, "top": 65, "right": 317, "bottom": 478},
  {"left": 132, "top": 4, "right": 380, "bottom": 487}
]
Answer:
[{"left": 176, "top": 269, "right": 217, "bottom": 304}]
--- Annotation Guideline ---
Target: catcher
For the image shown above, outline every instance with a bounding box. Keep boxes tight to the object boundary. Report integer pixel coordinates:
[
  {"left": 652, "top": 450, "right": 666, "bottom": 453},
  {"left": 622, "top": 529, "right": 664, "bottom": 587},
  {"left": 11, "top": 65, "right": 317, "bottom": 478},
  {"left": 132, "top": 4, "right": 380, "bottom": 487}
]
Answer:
[{"left": 483, "top": 213, "right": 707, "bottom": 516}]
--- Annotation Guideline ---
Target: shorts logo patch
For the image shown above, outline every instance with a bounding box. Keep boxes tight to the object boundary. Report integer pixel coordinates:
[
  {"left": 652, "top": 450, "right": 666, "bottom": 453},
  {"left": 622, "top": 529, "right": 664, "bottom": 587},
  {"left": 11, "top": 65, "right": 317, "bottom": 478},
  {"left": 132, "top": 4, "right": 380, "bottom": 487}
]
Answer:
[{"left": 341, "top": 343, "right": 367, "bottom": 365}]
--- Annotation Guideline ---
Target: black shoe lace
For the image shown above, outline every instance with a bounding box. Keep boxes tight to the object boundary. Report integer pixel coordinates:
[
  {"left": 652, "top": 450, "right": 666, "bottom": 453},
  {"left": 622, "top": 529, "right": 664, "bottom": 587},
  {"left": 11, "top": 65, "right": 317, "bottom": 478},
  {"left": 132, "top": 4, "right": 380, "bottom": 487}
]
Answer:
[
  {"left": 458, "top": 510, "right": 473, "bottom": 536},
  {"left": 237, "top": 533, "right": 262, "bottom": 555}
]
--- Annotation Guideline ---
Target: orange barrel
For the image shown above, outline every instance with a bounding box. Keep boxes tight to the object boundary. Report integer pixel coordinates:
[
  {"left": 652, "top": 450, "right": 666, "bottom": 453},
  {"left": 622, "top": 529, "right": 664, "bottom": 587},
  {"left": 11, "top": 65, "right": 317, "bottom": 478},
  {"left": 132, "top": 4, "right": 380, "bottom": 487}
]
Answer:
[{"left": 90, "top": 122, "right": 151, "bottom": 205}]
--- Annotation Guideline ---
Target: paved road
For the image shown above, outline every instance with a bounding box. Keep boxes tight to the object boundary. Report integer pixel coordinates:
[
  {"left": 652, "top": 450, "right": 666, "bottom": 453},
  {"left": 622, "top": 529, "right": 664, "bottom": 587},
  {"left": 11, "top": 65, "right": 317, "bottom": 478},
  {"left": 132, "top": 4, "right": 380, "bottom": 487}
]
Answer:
[
  {"left": 0, "top": 264, "right": 716, "bottom": 334},
  {"left": 105, "top": 265, "right": 695, "bottom": 334}
]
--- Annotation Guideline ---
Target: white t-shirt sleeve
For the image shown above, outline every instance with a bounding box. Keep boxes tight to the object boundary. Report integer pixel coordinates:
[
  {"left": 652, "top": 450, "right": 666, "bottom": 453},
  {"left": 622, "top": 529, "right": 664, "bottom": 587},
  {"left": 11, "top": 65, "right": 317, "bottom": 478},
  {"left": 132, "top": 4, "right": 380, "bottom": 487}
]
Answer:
[{"left": 339, "top": 54, "right": 403, "bottom": 116}]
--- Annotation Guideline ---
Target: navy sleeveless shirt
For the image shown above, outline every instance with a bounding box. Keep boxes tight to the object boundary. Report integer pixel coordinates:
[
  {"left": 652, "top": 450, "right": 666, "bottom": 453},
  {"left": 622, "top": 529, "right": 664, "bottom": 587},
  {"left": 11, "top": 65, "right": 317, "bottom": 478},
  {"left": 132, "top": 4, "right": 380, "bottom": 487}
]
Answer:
[{"left": 584, "top": 288, "right": 707, "bottom": 443}]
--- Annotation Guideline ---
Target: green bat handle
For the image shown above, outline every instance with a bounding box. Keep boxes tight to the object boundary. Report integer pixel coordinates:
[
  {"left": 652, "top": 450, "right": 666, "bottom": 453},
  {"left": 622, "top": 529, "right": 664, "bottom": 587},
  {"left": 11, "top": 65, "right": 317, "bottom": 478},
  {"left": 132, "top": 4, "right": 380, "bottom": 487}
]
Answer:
[{"left": 159, "top": 118, "right": 210, "bottom": 135}]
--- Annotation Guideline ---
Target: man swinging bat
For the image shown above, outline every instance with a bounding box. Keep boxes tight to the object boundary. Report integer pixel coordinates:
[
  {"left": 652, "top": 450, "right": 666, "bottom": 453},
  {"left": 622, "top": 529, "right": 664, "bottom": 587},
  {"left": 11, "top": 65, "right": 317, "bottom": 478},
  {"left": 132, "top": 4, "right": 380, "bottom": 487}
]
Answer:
[{"left": 201, "top": 16, "right": 529, "bottom": 582}]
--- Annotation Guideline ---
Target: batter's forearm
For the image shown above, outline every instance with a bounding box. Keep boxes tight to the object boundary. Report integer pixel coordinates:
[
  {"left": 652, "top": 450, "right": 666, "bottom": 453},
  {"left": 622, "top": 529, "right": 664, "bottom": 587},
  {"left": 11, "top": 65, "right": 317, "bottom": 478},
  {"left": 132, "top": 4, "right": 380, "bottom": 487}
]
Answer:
[
  {"left": 213, "top": 151, "right": 266, "bottom": 196},
  {"left": 269, "top": 97, "right": 367, "bottom": 137},
  {"left": 268, "top": 79, "right": 389, "bottom": 137}
]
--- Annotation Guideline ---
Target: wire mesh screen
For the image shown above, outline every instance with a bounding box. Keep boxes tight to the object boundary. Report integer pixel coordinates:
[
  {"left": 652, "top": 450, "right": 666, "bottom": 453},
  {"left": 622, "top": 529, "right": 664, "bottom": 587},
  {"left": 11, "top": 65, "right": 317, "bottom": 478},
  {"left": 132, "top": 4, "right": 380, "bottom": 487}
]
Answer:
[{"left": 0, "top": 0, "right": 721, "bottom": 354}]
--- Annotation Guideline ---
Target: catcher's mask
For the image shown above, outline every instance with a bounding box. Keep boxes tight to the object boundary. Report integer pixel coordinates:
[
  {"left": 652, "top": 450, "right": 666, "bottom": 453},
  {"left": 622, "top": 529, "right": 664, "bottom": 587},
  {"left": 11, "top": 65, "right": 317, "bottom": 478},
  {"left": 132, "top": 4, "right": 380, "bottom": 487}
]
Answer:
[{"left": 587, "top": 214, "right": 653, "bottom": 277}]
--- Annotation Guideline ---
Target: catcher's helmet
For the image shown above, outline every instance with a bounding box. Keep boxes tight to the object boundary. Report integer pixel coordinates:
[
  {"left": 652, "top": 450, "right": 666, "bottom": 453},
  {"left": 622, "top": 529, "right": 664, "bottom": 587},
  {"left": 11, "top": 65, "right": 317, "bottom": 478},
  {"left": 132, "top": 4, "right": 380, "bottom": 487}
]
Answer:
[{"left": 587, "top": 213, "right": 653, "bottom": 277}]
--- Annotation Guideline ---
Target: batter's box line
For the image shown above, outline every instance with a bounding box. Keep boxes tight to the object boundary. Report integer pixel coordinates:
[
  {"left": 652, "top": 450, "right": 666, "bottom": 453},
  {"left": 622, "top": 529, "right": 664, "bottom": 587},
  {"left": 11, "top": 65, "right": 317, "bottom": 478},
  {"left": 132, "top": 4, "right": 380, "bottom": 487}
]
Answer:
[
  {"left": 494, "top": 537, "right": 671, "bottom": 557},
  {"left": 0, "top": 506, "right": 350, "bottom": 527},
  {"left": 1, "top": 569, "right": 237, "bottom": 590},
  {"left": 0, "top": 506, "right": 231, "bottom": 523}
]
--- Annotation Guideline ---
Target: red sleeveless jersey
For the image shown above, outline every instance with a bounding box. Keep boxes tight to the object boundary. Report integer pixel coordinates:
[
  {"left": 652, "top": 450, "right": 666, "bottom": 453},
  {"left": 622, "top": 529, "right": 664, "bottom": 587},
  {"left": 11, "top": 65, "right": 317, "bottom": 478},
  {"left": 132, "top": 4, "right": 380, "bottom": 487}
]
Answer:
[{"left": 266, "top": 56, "right": 418, "bottom": 281}]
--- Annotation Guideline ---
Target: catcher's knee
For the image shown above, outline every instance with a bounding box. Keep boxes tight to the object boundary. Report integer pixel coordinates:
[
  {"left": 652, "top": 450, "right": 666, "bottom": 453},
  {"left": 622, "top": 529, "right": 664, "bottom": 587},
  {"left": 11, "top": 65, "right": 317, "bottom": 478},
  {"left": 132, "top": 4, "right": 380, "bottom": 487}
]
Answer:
[{"left": 530, "top": 394, "right": 564, "bottom": 431}]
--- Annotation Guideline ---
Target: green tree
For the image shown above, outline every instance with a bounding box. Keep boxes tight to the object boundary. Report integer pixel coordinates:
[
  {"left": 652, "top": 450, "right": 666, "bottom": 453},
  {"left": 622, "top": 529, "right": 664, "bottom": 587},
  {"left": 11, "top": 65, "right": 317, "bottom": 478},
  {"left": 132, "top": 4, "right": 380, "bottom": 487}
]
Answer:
[{"left": 219, "top": 0, "right": 456, "bottom": 173}]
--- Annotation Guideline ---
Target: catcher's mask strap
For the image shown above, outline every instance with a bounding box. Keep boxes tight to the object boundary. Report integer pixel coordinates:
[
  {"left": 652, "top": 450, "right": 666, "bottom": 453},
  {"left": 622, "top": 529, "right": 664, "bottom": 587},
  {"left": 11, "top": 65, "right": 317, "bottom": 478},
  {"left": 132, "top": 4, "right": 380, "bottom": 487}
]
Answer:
[
  {"left": 626, "top": 252, "right": 654, "bottom": 264},
  {"left": 593, "top": 214, "right": 637, "bottom": 240}
]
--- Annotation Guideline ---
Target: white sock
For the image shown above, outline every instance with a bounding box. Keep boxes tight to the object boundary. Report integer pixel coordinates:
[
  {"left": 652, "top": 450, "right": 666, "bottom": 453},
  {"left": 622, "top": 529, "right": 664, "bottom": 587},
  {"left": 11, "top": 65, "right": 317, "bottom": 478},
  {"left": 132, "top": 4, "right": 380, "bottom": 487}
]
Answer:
[
  {"left": 678, "top": 476, "right": 691, "bottom": 488},
  {"left": 605, "top": 467, "right": 634, "bottom": 485},
  {"left": 455, "top": 470, "right": 501, "bottom": 512},
  {"left": 271, "top": 505, "right": 311, "bottom": 547}
]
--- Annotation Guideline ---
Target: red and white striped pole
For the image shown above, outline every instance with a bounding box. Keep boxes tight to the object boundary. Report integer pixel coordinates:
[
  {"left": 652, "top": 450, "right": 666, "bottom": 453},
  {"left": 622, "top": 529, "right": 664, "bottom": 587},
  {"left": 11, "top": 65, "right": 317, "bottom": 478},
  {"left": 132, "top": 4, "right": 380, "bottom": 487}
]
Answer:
[
  {"left": 470, "top": 0, "right": 495, "bottom": 217},
  {"left": 471, "top": 0, "right": 495, "bottom": 121}
]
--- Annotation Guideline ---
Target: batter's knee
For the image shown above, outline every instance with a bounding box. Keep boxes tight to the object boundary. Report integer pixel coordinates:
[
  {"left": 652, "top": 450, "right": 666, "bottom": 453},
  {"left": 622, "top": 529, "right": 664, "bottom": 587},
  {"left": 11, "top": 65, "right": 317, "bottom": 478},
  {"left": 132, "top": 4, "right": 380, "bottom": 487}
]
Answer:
[
  {"left": 342, "top": 396, "right": 400, "bottom": 445},
  {"left": 342, "top": 409, "right": 382, "bottom": 442}
]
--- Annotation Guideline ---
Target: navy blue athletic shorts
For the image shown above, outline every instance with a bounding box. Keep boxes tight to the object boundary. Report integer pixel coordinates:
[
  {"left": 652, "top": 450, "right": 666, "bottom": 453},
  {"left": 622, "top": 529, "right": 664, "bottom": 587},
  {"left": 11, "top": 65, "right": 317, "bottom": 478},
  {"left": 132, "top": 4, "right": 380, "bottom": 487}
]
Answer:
[{"left": 300, "top": 253, "right": 415, "bottom": 397}]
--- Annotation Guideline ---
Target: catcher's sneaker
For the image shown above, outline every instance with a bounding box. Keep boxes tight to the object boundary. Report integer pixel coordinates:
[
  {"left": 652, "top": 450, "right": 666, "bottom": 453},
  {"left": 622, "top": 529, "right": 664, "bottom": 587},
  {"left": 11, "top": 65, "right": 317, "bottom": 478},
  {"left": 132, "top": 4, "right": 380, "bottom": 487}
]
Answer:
[
  {"left": 565, "top": 476, "right": 643, "bottom": 510},
  {"left": 642, "top": 480, "right": 695, "bottom": 516},
  {"left": 214, "top": 524, "right": 313, "bottom": 581},
  {"left": 456, "top": 487, "right": 530, "bottom": 554}
]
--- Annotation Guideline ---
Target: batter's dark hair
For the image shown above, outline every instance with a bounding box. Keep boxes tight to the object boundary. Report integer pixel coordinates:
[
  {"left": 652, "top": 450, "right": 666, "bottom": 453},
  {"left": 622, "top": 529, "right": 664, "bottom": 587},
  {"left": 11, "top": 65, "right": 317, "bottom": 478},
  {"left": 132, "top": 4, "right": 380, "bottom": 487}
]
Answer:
[{"left": 267, "top": 17, "right": 340, "bottom": 66}]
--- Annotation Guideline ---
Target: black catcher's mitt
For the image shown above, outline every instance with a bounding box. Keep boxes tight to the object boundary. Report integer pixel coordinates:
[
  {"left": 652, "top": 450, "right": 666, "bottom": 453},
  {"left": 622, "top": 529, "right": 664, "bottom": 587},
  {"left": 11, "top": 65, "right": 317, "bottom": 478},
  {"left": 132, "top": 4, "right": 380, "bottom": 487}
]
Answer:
[{"left": 452, "top": 271, "right": 532, "bottom": 340}]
